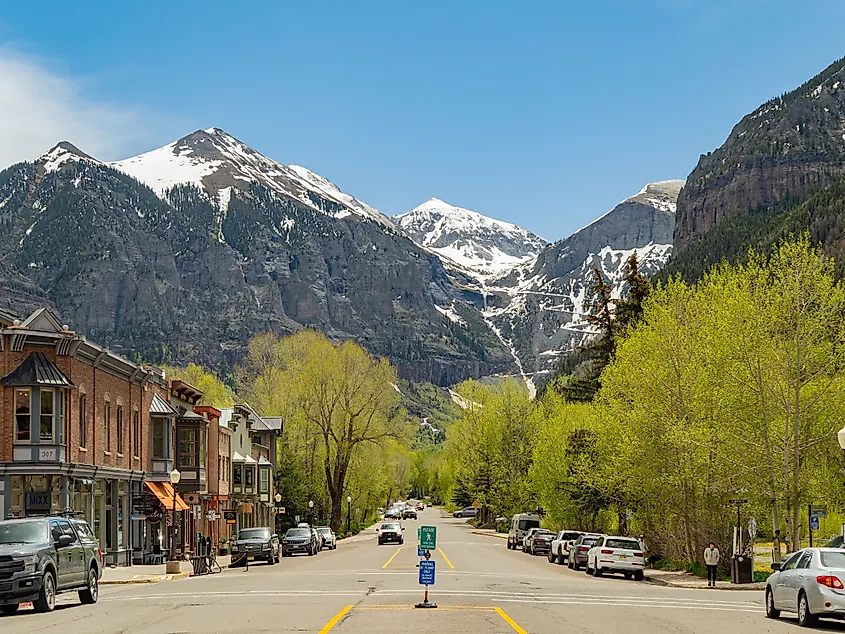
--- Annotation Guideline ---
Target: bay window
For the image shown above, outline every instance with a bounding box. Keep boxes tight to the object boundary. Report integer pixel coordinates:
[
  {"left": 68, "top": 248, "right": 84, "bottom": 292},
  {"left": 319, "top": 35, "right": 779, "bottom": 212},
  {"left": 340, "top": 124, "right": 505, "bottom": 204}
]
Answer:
[
  {"left": 40, "top": 389, "right": 54, "bottom": 442},
  {"left": 179, "top": 429, "right": 196, "bottom": 467},
  {"left": 15, "top": 388, "right": 31, "bottom": 442}
]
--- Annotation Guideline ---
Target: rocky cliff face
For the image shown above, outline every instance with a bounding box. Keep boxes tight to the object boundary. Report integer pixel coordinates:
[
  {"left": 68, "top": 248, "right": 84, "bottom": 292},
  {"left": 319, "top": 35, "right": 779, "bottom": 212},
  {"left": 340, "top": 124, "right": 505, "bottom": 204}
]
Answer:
[
  {"left": 0, "top": 135, "right": 513, "bottom": 384},
  {"left": 485, "top": 181, "right": 683, "bottom": 388},
  {"left": 674, "top": 56, "right": 845, "bottom": 252}
]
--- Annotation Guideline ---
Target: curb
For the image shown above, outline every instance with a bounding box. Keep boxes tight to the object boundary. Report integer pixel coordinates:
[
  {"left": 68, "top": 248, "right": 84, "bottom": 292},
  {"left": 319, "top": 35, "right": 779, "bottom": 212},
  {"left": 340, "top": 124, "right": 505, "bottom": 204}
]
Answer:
[
  {"left": 472, "top": 531, "right": 507, "bottom": 540},
  {"left": 101, "top": 571, "right": 191, "bottom": 585},
  {"left": 644, "top": 575, "right": 765, "bottom": 591}
]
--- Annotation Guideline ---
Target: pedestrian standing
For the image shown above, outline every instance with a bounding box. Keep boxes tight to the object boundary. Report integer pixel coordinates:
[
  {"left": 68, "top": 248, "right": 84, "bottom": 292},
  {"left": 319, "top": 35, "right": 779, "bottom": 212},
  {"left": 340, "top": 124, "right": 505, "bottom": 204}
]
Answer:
[{"left": 704, "top": 542, "right": 720, "bottom": 587}]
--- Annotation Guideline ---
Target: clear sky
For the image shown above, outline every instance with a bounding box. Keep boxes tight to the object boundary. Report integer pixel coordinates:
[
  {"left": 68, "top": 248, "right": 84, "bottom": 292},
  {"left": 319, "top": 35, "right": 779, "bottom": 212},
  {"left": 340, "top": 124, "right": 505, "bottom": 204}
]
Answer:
[{"left": 0, "top": 0, "right": 842, "bottom": 241}]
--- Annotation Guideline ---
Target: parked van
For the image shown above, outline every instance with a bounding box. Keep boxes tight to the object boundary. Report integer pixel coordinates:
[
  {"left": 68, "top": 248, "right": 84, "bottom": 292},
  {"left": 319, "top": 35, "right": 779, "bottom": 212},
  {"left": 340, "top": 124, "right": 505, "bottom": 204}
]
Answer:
[{"left": 507, "top": 513, "right": 541, "bottom": 550}]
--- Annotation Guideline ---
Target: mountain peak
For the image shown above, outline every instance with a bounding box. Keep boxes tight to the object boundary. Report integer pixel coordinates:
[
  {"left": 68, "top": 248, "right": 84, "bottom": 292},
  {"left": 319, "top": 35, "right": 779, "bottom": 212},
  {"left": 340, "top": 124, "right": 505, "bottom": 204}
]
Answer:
[
  {"left": 396, "top": 199, "right": 546, "bottom": 277},
  {"left": 37, "top": 141, "right": 99, "bottom": 173}
]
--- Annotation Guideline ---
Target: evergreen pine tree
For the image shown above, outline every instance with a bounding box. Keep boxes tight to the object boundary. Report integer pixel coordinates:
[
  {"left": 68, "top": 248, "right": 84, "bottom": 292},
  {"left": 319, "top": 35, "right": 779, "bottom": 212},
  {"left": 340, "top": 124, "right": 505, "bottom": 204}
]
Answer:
[{"left": 615, "top": 252, "right": 651, "bottom": 332}]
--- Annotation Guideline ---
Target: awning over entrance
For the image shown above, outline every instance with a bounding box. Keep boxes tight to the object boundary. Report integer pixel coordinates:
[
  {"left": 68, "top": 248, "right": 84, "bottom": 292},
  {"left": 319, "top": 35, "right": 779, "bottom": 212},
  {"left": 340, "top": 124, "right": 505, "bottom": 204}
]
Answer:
[{"left": 145, "top": 481, "right": 189, "bottom": 511}]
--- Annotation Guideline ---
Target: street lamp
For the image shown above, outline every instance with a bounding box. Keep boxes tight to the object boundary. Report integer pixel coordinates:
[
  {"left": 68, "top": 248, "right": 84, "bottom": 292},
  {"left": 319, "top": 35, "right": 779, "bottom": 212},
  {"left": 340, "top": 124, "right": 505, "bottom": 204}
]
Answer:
[
  {"left": 838, "top": 426, "right": 845, "bottom": 452},
  {"left": 275, "top": 493, "right": 282, "bottom": 504},
  {"left": 346, "top": 496, "right": 352, "bottom": 535},
  {"left": 308, "top": 500, "right": 314, "bottom": 525},
  {"left": 167, "top": 469, "right": 181, "bottom": 574}
]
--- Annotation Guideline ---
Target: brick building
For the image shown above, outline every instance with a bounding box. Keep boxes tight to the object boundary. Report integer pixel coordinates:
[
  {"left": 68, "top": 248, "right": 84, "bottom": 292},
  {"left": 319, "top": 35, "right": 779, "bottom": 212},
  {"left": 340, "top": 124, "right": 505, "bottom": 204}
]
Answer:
[{"left": 0, "top": 308, "right": 171, "bottom": 566}]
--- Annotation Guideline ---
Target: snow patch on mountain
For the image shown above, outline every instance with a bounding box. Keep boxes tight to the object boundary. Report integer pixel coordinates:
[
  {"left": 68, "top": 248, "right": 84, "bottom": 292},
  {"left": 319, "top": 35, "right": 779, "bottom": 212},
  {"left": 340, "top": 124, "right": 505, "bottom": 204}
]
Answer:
[
  {"left": 395, "top": 198, "right": 546, "bottom": 277},
  {"left": 38, "top": 142, "right": 99, "bottom": 174}
]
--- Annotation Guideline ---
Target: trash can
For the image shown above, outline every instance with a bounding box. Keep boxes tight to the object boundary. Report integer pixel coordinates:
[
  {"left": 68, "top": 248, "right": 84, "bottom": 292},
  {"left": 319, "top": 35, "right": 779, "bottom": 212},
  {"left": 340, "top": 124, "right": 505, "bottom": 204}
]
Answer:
[{"left": 730, "top": 555, "right": 753, "bottom": 584}]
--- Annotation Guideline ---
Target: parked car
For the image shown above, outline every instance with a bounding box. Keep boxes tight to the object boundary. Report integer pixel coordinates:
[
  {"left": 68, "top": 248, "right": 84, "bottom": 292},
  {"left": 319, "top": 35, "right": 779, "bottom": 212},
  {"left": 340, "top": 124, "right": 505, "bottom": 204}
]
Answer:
[
  {"left": 585, "top": 535, "right": 645, "bottom": 580},
  {"left": 315, "top": 526, "right": 337, "bottom": 550},
  {"left": 766, "top": 547, "right": 845, "bottom": 626},
  {"left": 567, "top": 533, "right": 604, "bottom": 571},
  {"left": 523, "top": 528, "right": 555, "bottom": 555},
  {"left": 427, "top": 502, "right": 433, "bottom": 507},
  {"left": 282, "top": 527, "right": 319, "bottom": 556},
  {"left": 0, "top": 515, "right": 103, "bottom": 615},
  {"left": 507, "top": 513, "right": 541, "bottom": 550},
  {"left": 453, "top": 507, "right": 477, "bottom": 519},
  {"left": 403, "top": 508, "right": 418, "bottom": 520},
  {"left": 377, "top": 522, "right": 405, "bottom": 545},
  {"left": 826, "top": 535, "right": 844, "bottom": 548},
  {"left": 231, "top": 527, "right": 280, "bottom": 565},
  {"left": 548, "top": 530, "right": 583, "bottom": 565},
  {"left": 384, "top": 509, "right": 401, "bottom": 520}
]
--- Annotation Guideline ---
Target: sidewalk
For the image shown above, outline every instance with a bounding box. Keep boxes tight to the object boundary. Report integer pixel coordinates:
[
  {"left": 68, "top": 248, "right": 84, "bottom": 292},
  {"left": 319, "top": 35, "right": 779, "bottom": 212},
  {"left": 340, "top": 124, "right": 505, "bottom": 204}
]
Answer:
[
  {"left": 472, "top": 529, "right": 506, "bottom": 540},
  {"left": 101, "top": 555, "right": 232, "bottom": 585},
  {"left": 644, "top": 568, "right": 766, "bottom": 591}
]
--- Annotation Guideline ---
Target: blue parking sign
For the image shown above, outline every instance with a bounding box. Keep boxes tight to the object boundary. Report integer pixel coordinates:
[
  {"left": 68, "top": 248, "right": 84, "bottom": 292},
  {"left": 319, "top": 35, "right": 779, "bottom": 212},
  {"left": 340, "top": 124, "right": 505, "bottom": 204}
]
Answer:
[
  {"left": 417, "top": 545, "right": 426, "bottom": 557},
  {"left": 419, "top": 560, "right": 435, "bottom": 585},
  {"left": 810, "top": 516, "right": 820, "bottom": 531}
]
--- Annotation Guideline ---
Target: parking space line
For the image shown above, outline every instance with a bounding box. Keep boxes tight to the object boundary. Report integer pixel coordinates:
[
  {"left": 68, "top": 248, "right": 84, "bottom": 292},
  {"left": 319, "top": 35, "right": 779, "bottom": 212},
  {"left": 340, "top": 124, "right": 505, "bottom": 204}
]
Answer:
[
  {"left": 437, "top": 547, "right": 455, "bottom": 569},
  {"left": 495, "top": 607, "right": 528, "bottom": 634},
  {"left": 381, "top": 545, "right": 407, "bottom": 569},
  {"left": 319, "top": 605, "right": 353, "bottom": 633}
]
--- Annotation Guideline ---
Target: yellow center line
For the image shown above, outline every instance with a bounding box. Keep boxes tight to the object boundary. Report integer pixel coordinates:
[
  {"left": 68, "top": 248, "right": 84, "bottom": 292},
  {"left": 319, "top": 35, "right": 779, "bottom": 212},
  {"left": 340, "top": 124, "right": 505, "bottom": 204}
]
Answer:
[
  {"left": 318, "top": 605, "right": 352, "bottom": 633},
  {"left": 495, "top": 607, "right": 528, "bottom": 634},
  {"left": 381, "top": 545, "right": 407, "bottom": 569},
  {"left": 437, "top": 547, "right": 455, "bottom": 569}
]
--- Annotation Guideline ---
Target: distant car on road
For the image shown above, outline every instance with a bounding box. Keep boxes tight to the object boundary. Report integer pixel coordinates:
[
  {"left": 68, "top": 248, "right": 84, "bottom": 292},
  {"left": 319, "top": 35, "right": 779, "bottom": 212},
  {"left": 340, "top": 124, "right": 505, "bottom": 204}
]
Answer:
[
  {"left": 402, "top": 508, "right": 418, "bottom": 520},
  {"left": 766, "top": 547, "right": 845, "bottom": 627},
  {"left": 453, "top": 507, "right": 477, "bottom": 519},
  {"left": 522, "top": 528, "right": 554, "bottom": 555},
  {"left": 315, "top": 526, "right": 336, "bottom": 550},
  {"left": 567, "top": 533, "right": 603, "bottom": 571},
  {"left": 548, "top": 530, "right": 583, "bottom": 565},
  {"left": 231, "top": 527, "right": 280, "bottom": 565},
  {"left": 507, "top": 513, "right": 541, "bottom": 550},
  {"left": 0, "top": 516, "right": 103, "bottom": 615},
  {"left": 585, "top": 536, "right": 644, "bottom": 580},
  {"left": 377, "top": 522, "right": 405, "bottom": 545},
  {"left": 384, "top": 508, "right": 401, "bottom": 520},
  {"left": 282, "top": 527, "right": 319, "bottom": 557}
]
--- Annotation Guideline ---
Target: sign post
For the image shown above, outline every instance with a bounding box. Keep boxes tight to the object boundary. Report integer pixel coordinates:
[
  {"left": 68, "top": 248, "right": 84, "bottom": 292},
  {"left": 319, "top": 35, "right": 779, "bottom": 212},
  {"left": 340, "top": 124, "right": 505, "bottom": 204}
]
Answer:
[
  {"left": 809, "top": 505, "right": 827, "bottom": 548},
  {"left": 416, "top": 526, "right": 438, "bottom": 608},
  {"left": 416, "top": 560, "right": 436, "bottom": 608},
  {"left": 419, "top": 526, "right": 437, "bottom": 550}
]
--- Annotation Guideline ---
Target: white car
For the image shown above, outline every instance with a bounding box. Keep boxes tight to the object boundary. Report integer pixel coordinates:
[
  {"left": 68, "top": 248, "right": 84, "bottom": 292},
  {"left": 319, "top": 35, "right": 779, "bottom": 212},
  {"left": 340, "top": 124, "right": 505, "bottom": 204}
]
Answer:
[
  {"left": 315, "top": 526, "right": 336, "bottom": 550},
  {"left": 586, "top": 535, "right": 645, "bottom": 580},
  {"left": 548, "top": 530, "right": 583, "bottom": 565}
]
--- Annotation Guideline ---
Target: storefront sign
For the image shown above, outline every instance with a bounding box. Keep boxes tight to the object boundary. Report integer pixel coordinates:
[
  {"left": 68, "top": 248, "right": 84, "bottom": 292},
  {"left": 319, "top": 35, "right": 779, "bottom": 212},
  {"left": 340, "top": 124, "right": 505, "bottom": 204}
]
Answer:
[
  {"left": 224, "top": 511, "right": 237, "bottom": 524},
  {"left": 26, "top": 492, "right": 51, "bottom": 511},
  {"left": 146, "top": 508, "right": 163, "bottom": 524}
]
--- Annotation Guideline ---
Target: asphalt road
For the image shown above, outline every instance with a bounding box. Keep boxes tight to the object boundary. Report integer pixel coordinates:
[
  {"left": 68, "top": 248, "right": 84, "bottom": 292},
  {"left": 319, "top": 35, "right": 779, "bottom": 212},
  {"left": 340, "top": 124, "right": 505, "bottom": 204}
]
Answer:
[{"left": 2, "top": 511, "right": 843, "bottom": 633}]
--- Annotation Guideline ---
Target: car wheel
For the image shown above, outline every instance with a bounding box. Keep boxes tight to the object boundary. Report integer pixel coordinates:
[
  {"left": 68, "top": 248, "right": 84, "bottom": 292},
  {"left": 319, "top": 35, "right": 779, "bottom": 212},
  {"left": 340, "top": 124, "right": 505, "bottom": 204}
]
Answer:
[
  {"left": 548, "top": 551, "right": 556, "bottom": 563},
  {"left": 624, "top": 572, "right": 632, "bottom": 580},
  {"left": 0, "top": 604, "right": 19, "bottom": 616},
  {"left": 634, "top": 571, "right": 644, "bottom": 581},
  {"left": 595, "top": 564, "right": 603, "bottom": 577},
  {"left": 79, "top": 567, "right": 99, "bottom": 604},
  {"left": 765, "top": 588, "right": 780, "bottom": 619},
  {"left": 557, "top": 554, "right": 566, "bottom": 566},
  {"left": 33, "top": 570, "right": 56, "bottom": 613},
  {"left": 797, "top": 591, "right": 816, "bottom": 627}
]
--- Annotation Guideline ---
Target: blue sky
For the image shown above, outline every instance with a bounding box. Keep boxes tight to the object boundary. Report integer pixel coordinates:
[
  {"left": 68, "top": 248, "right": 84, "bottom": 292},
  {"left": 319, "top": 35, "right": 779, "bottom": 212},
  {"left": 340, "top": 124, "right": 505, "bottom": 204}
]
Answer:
[{"left": 0, "top": 0, "right": 843, "bottom": 240}]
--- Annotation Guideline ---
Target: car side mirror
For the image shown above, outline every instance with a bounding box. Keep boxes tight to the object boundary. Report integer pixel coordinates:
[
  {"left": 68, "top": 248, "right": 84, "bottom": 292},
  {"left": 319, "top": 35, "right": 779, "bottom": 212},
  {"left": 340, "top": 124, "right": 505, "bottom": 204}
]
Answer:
[
  {"left": 771, "top": 562, "right": 781, "bottom": 571},
  {"left": 56, "top": 534, "right": 73, "bottom": 548}
]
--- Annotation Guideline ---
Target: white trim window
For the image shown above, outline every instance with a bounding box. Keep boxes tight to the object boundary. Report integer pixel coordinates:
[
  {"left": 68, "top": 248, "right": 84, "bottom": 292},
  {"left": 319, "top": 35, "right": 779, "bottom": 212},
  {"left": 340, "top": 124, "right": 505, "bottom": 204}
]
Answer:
[
  {"left": 15, "top": 388, "right": 31, "bottom": 442},
  {"left": 39, "top": 389, "right": 54, "bottom": 442},
  {"left": 259, "top": 468, "right": 269, "bottom": 493}
]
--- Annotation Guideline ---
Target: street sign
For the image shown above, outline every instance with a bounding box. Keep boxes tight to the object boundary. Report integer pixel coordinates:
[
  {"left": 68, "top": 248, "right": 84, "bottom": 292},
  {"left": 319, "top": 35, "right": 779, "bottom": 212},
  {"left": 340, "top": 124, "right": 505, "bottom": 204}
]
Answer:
[
  {"left": 417, "top": 545, "right": 426, "bottom": 557},
  {"left": 224, "top": 510, "right": 237, "bottom": 525},
  {"left": 728, "top": 499, "right": 748, "bottom": 505},
  {"left": 207, "top": 510, "right": 217, "bottom": 521},
  {"left": 277, "top": 506, "right": 286, "bottom": 515},
  {"left": 810, "top": 516, "right": 820, "bottom": 531},
  {"left": 419, "top": 526, "right": 437, "bottom": 550},
  {"left": 810, "top": 505, "right": 828, "bottom": 519},
  {"left": 295, "top": 515, "right": 300, "bottom": 523},
  {"left": 419, "top": 560, "right": 435, "bottom": 585},
  {"left": 748, "top": 517, "right": 757, "bottom": 540}
]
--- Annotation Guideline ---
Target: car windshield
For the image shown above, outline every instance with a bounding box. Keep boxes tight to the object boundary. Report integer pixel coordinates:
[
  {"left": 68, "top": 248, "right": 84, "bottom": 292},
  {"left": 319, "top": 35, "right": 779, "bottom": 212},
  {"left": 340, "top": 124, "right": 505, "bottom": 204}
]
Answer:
[
  {"left": 286, "top": 528, "right": 310, "bottom": 538},
  {"left": 239, "top": 528, "right": 270, "bottom": 540},
  {"left": 606, "top": 539, "right": 640, "bottom": 550},
  {"left": 381, "top": 523, "right": 400, "bottom": 531},
  {"left": 582, "top": 537, "right": 600, "bottom": 545},
  {"left": 821, "top": 551, "right": 845, "bottom": 568},
  {"left": 0, "top": 521, "right": 49, "bottom": 544},
  {"left": 561, "top": 532, "right": 582, "bottom": 540},
  {"left": 518, "top": 519, "right": 540, "bottom": 531},
  {"left": 316, "top": 528, "right": 332, "bottom": 536}
]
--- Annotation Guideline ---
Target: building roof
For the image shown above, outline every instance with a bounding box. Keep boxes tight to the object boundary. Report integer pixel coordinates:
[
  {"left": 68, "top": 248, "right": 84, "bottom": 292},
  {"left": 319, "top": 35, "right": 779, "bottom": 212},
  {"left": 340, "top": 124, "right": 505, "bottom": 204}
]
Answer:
[
  {"left": 231, "top": 451, "right": 246, "bottom": 462},
  {"left": 258, "top": 455, "right": 272, "bottom": 466},
  {"left": 149, "top": 393, "right": 178, "bottom": 416},
  {"left": 178, "top": 409, "right": 208, "bottom": 422},
  {"left": 0, "top": 351, "right": 74, "bottom": 387},
  {"left": 170, "top": 379, "right": 204, "bottom": 404}
]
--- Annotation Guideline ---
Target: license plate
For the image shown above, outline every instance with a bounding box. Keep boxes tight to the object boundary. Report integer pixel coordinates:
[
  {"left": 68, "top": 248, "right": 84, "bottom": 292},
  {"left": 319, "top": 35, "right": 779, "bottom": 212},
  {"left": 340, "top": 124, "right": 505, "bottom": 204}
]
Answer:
[
  {"left": 247, "top": 556, "right": 254, "bottom": 561},
  {"left": 245, "top": 546, "right": 252, "bottom": 550},
  {"left": 619, "top": 555, "right": 627, "bottom": 560}
]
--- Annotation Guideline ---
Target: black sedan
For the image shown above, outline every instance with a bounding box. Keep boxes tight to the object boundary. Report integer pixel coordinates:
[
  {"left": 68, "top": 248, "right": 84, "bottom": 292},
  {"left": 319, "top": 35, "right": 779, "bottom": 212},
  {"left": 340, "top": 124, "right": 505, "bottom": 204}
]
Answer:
[
  {"left": 231, "top": 527, "right": 280, "bottom": 565},
  {"left": 282, "top": 527, "right": 319, "bottom": 556},
  {"left": 377, "top": 522, "right": 405, "bottom": 545}
]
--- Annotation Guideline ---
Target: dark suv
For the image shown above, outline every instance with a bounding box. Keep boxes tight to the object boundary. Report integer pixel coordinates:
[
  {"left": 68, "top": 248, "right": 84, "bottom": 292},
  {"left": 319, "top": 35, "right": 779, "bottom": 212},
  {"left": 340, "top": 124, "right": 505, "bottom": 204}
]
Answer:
[{"left": 0, "top": 516, "right": 102, "bottom": 615}]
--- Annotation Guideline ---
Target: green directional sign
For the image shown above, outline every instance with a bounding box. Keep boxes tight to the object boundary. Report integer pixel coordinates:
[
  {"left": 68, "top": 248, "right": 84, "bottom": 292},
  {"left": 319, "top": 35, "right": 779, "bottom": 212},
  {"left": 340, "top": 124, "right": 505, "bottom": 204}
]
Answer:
[{"left": 419, "top": 525, "right": 437, "bottom": 550}]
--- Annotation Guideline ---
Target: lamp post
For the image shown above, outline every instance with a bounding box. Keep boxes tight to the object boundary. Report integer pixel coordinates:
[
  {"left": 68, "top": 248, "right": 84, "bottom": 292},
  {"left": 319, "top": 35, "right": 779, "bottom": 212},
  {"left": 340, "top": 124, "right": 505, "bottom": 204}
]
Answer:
[
  {"left": 166, "top": 469, "right": 181, "bottom": 574},
  {"left": 346, "top": 496, "right": 352, "bottom": 535},
  {"left": 274, "top": 493, "right": 282, "bottom": 532},
  {"left": 308, "top": 500, "right": 314, "bottom": 526}
]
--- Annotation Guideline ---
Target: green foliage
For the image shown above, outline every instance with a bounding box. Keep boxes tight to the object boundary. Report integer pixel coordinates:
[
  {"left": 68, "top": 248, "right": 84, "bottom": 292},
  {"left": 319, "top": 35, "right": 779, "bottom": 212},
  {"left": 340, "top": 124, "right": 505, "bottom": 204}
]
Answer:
[{"left": 163, "top": 363, "right": 235, "bottom": 408}]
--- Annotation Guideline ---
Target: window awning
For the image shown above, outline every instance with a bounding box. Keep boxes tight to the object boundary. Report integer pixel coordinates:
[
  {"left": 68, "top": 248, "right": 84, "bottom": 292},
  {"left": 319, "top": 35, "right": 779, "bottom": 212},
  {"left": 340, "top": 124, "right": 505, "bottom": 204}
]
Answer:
[
  {"left": 145, "top": 481, "right": 189, "bottom": 511},
  {"left": 0, "top": 351, "right": 73, "bottom": 387},
  {"left": 149, "top": 394, "right": 178, "bottom": 416}
]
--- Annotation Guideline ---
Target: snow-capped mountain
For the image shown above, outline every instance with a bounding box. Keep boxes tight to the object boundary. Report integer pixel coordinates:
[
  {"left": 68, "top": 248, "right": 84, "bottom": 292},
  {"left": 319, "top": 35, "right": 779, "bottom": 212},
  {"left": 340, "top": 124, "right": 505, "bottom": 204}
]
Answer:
[
  {"left": 395, "top": 198, "right": 546, "bottom": 276},
  {"left": 110, "top": 128, "right": 392, "bottom": 227},
  {"left": 485, "top": 180, "right": 684, "bottom": 386}
]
